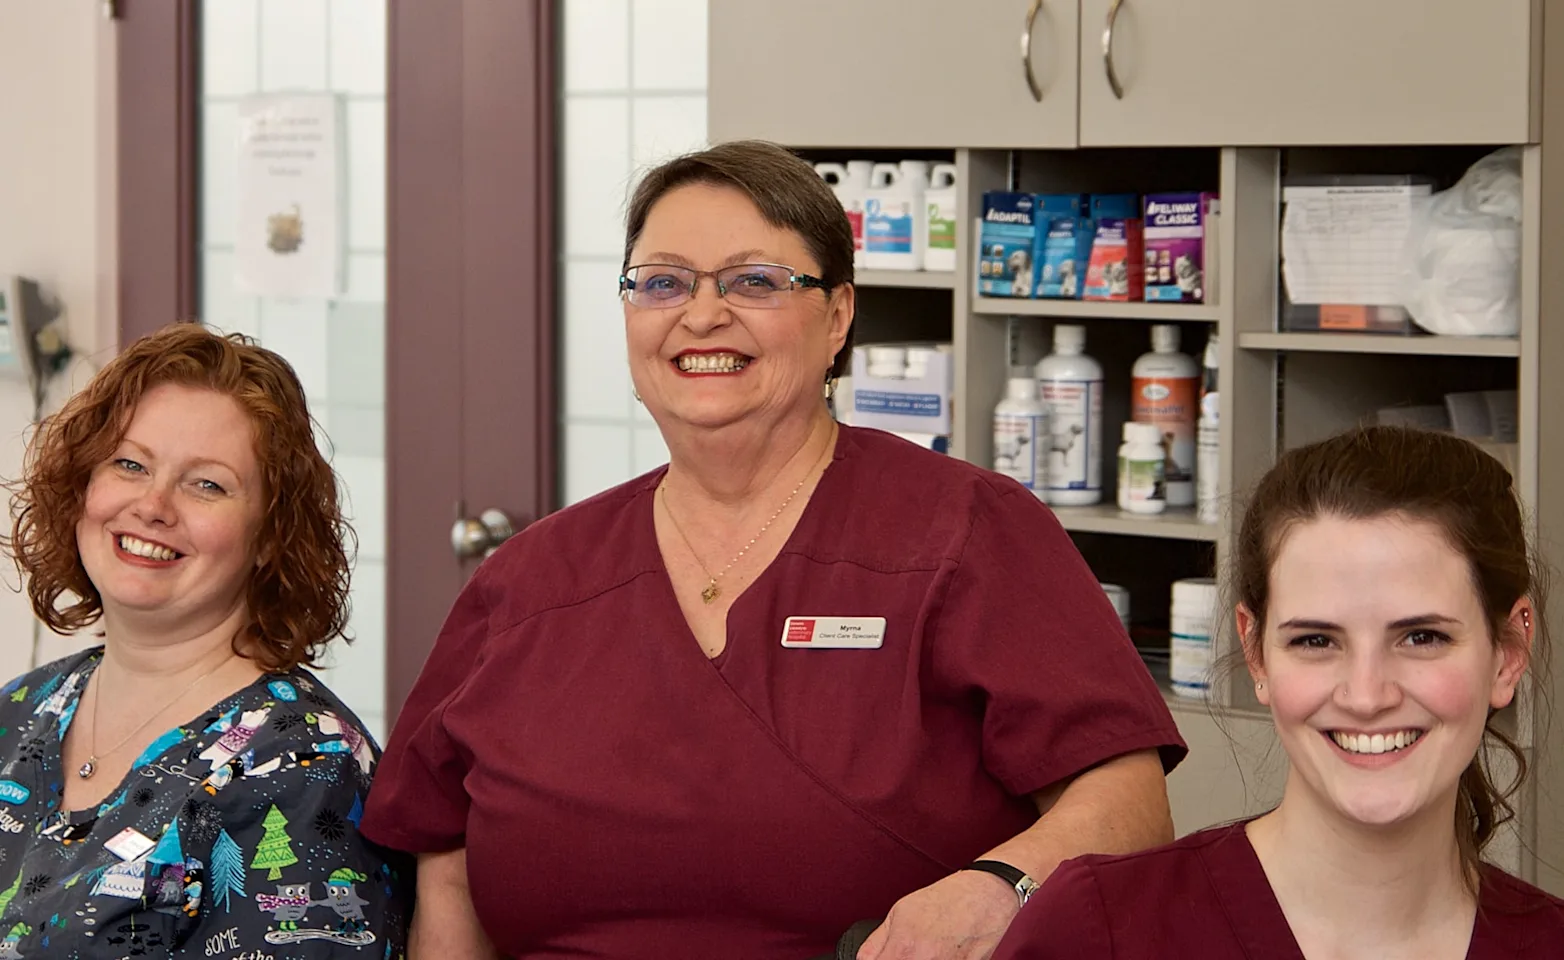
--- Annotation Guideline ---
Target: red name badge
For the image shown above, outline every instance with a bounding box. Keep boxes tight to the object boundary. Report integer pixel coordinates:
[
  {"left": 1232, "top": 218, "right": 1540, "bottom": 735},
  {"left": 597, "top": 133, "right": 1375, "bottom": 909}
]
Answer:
[{"left": 780, "top": 616, "right": 886, "bottom": 649}]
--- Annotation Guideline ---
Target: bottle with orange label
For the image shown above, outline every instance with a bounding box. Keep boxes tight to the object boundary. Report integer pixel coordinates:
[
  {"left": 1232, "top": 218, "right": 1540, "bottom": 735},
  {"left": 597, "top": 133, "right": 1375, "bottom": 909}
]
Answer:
[{"left": 1131, "top": 325, "right": 1198, "bottom": 508}]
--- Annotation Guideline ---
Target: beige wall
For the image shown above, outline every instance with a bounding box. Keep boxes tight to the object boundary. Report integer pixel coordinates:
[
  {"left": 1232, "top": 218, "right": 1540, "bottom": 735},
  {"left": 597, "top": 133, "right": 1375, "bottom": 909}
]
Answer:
[{"left": 0, "top": 0, "right": 116, "bottom": 678}]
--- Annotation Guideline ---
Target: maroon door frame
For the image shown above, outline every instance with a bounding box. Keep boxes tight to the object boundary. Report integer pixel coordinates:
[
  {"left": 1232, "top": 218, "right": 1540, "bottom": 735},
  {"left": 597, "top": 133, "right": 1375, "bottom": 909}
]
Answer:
[
  {"left": 115, "top": 1, "right": 559, "bottom": 726},
  {"left": 386, "top": 0, "right": 557, "bottom": 723},
  {"left": 116, "top": 0, "right": 197, "bottom": 343}
]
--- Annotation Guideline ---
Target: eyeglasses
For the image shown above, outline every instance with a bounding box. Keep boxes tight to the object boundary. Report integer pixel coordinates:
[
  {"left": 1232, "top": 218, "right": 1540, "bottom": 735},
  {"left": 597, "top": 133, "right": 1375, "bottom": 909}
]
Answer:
[{"left": 618, "top": 263, "right": 831, "bottom": 309}]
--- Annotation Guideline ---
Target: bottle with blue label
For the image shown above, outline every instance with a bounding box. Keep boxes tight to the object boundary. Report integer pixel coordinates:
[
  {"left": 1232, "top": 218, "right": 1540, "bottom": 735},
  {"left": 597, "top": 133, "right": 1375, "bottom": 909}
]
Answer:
[{"left": 863, "top": 161, "right": 928, "bottom": 270}]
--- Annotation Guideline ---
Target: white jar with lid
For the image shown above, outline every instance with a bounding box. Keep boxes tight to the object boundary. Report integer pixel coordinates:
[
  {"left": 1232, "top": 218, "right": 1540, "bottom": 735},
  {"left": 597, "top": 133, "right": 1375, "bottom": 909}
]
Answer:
[
  {"left": 1117, "top": 422, "right": 1166, "bottom": 515},
  {"left": 865, "top": 345, "right": 908, "bottom": 379},
  {"left": 1170, "top": 578, "right": 1218, "bottom": 699}
]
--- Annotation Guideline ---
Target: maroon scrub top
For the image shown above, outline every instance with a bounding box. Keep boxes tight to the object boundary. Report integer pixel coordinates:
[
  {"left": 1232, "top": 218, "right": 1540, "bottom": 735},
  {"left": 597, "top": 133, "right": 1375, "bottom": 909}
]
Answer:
[
  {"left": 362, "top": 424, "right": 1185, "bottom": 958},
  {"left": 993, "top": 823, "right": 1564, "bottom": 959}
]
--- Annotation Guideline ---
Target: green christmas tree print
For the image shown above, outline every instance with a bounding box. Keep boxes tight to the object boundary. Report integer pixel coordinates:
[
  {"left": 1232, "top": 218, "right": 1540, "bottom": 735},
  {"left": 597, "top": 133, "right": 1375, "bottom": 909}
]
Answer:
[
  {"left": 0, "top": 871, "right": 21, "bottom": 917},
  {"left": 210, "top": 829, "right": 246, "bottom": 911},
  {"left": 249, "top": 805, "right": 298, "bottom": 881}
]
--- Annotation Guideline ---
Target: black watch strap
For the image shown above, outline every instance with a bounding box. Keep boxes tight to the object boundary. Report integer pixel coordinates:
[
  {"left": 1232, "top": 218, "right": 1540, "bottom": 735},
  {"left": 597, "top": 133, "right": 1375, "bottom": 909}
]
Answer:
[{"left": 961, "top": 859, "right": 1041, "bottom": 907}]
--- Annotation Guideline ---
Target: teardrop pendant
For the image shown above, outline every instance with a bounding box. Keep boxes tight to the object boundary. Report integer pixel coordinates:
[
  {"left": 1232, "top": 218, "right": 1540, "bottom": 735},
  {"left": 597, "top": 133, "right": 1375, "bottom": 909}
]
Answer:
[
  {"left": 78, "top": 758, "right": 96, "bottom": 780},
  {"left": 700, "top": 581, "right": 720, "bottom": 604}
]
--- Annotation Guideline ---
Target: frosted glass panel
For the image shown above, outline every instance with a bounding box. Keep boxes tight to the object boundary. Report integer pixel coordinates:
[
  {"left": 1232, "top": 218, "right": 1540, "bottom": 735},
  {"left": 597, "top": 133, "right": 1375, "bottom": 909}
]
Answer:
[
  {"left": 561, "top": 0, "right": 708, "bottom": 504},
  {"left": 200, "top": 0, "right": 388, "bottom": 742}
]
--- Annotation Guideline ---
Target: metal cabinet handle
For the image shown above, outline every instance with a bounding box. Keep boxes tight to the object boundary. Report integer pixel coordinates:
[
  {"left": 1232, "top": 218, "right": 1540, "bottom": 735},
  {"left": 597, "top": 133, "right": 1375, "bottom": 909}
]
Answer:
[
  {"left": 1021, "top": 0, "right": 1044, "bottom": 102},
  {"left": 1103, "top": 0, "right": 1125, "bottom": 100}
]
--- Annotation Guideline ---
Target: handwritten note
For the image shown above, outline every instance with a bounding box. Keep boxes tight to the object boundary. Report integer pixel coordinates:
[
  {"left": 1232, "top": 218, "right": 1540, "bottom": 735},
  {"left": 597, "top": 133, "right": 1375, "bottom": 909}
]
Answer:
[{"left": 1281, "top": 184, "right": 1431, "bottom": 306}]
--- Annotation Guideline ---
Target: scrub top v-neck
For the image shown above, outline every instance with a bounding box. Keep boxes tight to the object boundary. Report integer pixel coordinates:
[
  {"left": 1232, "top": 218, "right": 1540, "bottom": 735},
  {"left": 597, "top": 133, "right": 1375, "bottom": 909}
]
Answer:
[{"left": 364, "top": 423, "right": 1186, "bottom": 959}]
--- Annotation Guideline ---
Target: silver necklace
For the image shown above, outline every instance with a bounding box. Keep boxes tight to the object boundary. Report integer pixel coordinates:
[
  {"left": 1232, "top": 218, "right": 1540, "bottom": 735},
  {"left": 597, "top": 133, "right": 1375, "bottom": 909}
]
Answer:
[
  {"left": 660, "top": 434, "right": 834, "bottom": 605},
  {"left": 79, "top": 652, "right": 235, "bottom": 779}
]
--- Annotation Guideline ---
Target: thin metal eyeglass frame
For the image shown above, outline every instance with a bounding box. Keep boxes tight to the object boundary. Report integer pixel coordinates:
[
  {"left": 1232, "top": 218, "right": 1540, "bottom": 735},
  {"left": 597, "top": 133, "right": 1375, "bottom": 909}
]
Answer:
[{"left": 618, "top": 262, "right": 832, "bottom": 309}]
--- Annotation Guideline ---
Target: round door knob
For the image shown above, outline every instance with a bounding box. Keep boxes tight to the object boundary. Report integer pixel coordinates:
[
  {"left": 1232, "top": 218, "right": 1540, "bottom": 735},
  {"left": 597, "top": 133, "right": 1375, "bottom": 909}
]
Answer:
[{"left": 450, "top": 507, "right": 516, "bottom": 560}]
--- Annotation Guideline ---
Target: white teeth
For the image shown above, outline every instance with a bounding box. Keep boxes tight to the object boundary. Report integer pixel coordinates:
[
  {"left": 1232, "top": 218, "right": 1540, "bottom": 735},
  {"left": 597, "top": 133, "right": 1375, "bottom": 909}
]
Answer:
[
  {"left": 118, "top": 535, "right": 176, "bottom": 561},
  {"left": 1331, "top": 730, "right": 1423, "bottom": 755},
  {"left": 677, "top": 353, "right": 748, "bottom": 373}
]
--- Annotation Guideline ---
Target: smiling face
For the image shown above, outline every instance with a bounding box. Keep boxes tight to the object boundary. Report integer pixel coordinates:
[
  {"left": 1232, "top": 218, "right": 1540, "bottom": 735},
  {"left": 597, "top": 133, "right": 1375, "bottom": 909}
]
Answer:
[
  {"left": 1240, "top": 513, "right": 1529, "bottom": 830},
  {"left": 623, "top": 182, "right": 853, "bottom": 434},
  {"left": 75, "top": 383, "right": 266, "bottom": 638}
]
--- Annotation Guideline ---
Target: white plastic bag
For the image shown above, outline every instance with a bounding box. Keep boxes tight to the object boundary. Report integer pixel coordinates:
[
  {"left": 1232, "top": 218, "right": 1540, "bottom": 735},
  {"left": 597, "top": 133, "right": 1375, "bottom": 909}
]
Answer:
[{"left": 1400, "top": 147, "right": 1522, "bottom": 337}]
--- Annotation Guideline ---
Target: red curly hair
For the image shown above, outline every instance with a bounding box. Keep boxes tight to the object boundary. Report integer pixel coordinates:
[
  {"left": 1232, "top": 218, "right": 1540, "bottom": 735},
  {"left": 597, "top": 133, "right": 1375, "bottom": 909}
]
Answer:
[{"left": 8, "top": 322, "right": 354, "bottom": 671}]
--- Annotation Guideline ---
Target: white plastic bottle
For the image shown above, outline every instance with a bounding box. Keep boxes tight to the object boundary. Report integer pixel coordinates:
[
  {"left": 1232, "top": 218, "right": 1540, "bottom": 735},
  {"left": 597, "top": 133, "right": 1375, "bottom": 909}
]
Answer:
[
  {"left": 863, "top": 161, "right": 928, "bottom": 270},
  {"left": 1131, "top": 325, "right": 1199, "bottom": 508},
  {"left": 923, "top": 163, "right": 959, "bottom": 272},
  {"left": 1036, "top": 324, "right": 1103, "bottom": 506},
  {"left": 993, "top": 375, "right": 1050, "bottom": 492},
  {"left": 1196, "top": 332, "right": 1221, "bottom": 525},
  {"left": 815, "top": 161, "right": 873, "bottom": 269},
  {"left": 1171, "top": 578, "right": 1218, "bottom": 699},
  {"left": 1117, "top": 422, "right": 1167, "bottom": 515}
]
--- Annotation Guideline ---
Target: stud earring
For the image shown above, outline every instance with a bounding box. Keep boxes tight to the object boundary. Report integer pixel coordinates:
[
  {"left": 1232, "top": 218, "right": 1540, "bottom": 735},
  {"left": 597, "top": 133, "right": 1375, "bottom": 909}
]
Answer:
[
  {"left": 633, "top": 389, "right": 642, "bottom": 404},
  {"left": 1255, "top": 680, "right": 1265, "bottom": 693},
  {"left": 1522, "top": 609, "right": 1532, "bottom": 632}
]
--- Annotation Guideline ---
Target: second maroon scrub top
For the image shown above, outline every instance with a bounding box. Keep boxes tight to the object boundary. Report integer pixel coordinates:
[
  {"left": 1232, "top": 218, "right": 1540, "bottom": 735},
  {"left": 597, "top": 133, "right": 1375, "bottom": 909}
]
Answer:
[
  {"left": 992, "top": 823, "right": 1564, "bottom": 959},
  {"left": 362, "top": 424, "right": 1186, "bottom": 959}
]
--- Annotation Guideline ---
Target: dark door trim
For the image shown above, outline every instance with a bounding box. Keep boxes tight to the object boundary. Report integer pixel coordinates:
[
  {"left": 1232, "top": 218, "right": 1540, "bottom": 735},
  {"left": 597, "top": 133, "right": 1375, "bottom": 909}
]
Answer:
[
  {"left": 116, "top": 0, "right": 198, "bottom": 344},
  {"left": 385, "top": 0, "right": 557, "bottom": 722}
]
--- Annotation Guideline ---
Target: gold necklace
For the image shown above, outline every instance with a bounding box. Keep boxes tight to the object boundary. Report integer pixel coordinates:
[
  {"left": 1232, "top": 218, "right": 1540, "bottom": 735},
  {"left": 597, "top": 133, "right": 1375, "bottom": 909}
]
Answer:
[
  {"left": 79, "top": 651, "right": 236, "bottom": 779},
  {"left": 660, "top": 435, "right": 834, "bottom": 604}
]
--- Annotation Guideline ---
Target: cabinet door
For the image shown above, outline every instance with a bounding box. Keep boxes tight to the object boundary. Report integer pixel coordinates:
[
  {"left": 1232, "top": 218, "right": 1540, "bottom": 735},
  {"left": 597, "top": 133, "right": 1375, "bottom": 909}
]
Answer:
[
  {"left": 1077, "top": 0, "right": 1536, "bottom": 147},
  {"left": 709, "top": 0, "right": 1078, "bottom": 148}
]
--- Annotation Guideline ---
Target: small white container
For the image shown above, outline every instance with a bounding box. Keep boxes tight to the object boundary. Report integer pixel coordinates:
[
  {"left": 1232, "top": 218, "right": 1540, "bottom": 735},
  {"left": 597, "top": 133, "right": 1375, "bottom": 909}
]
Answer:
[
  {"left": 1196, "top": 331, "right": 1221, "bottom": 525},
  {"left": 1117, "top": 422, "right": 1167, "bottom": 515},
  {"left": 923, "top": 163, "right": 959, "bottom": 272},
  {"left": 1036, "top": 324, "right": 1104, "bottom": 506},
  {"left": 993, "top": 375, "right": 1050, "bottom": 491},
  {"left": 1100, "top": 582, "right": 1131, "bottom": 634},
  {"left": 865, "top": 345, "right": 908, "bottom": 379},
  {"left": 1171, "top": 578, "right": 1218, "bottom": 699}
]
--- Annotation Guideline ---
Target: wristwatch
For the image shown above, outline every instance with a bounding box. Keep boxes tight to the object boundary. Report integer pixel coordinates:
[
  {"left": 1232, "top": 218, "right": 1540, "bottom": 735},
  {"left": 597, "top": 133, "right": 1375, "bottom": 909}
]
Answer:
[{"left": 961, "top": 859, "right": 1041, "bottom": 908}]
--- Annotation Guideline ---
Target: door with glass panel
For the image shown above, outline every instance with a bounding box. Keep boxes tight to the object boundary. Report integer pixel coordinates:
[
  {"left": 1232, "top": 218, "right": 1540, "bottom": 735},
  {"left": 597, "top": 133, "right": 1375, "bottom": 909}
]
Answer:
[{"left": 121, "top": 0, "right": 555, "bottom": 735}]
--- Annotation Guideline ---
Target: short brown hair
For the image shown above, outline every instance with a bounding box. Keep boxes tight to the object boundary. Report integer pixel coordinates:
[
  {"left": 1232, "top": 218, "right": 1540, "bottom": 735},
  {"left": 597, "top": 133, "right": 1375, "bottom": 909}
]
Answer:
[
  {"left": 1231, "top": 425, "right": 1550, "bottom": 885},
  {"left": 9, "top": 322, "right": 353, "bottom": 672},
  {"left": 623, "top": 139, "right": 856, "bottom": 379}
]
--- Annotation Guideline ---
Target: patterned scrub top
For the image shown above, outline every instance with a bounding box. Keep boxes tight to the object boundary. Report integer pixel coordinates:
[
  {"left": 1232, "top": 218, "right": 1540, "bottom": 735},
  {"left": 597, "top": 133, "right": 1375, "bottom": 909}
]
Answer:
[{"left": 0, "top": 647, "right": 411, "bottom": 959}]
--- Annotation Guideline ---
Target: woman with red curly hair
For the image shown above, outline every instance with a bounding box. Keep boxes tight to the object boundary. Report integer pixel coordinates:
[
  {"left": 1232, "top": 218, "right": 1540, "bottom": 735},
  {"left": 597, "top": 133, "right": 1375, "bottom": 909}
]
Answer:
[{"left": 0, "top": 323, "right": 410, "bottom": 956}]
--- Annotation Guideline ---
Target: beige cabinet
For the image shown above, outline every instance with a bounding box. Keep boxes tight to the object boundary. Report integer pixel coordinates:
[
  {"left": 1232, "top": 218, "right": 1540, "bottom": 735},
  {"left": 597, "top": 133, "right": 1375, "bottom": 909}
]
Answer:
[
  {"left": 708, "top": 0, "right": 1078, "bottom": 148},
  {"left": 1076, "top": 0, "right": 1537, "bottom": 147}
]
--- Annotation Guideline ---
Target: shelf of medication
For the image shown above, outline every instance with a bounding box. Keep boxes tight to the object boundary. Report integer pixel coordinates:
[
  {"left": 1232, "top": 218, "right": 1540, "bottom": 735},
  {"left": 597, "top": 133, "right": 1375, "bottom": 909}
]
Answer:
[
  {"left": 1044, "top": 501, "right": 1219, "bottom": 542},
  {"left": 972, "top": 297, "right": 1220, "bottom": 322},
  {"left": 855, "top": 270, "right": 956, "bottom": 290},
  {"left": 1237, "top": 332, "right": 1520, "bottom": 358}
]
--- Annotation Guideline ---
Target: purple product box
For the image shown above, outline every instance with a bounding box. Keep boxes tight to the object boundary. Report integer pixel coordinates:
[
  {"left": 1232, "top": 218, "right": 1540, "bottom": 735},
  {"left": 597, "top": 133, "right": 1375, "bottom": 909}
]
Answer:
[{"left": 1143, "top": 192, "right": 1216, "bottom": 303}]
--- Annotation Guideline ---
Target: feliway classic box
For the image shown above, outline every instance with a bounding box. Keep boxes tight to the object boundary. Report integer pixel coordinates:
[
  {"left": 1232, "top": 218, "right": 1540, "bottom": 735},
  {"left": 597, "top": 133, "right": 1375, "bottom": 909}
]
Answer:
[
  {"left": 1143, "top": 192, "right": 1217, "bottom": 303},
  {"left": 1084, "top": 218, "right": 1144, "bottom": 301},
  {"left": 978, "top": 192, "right": 1041, "bottom": 298},
  {"left": 1035, "top": 194, "right": 1090, "bottom": 300},
  {"left": 849, "top": 345, "right": 952, "bottom": 436}
]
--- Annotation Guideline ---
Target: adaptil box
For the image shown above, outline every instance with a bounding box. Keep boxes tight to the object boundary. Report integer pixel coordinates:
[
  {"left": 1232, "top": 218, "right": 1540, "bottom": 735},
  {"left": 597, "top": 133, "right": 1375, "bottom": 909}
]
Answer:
[
  {"left": 1144, "top": 192, "right": 1217, "bottom": 303},
  {"left": 1084, "top": 218, "right": 1144, "bottom": 301},
  {"left": 1035, "top": 194, "right": 1090, "bottom": 300},
  {"left": 978, "top": 192, "right": 1041, "bottom": 298}
]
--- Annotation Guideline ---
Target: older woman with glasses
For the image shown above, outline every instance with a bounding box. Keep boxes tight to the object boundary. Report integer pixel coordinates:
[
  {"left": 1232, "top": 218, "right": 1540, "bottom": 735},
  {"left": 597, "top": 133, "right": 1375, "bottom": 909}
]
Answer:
[{"left": 363, "top": 140, "right": 1186, "bottom": 960}]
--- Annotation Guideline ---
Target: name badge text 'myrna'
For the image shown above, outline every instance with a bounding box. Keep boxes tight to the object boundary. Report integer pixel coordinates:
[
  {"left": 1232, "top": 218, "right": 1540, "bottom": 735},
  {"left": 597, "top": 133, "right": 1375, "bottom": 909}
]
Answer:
[{"left": 780, "top": 617, "right": 886, "bottom": 649}]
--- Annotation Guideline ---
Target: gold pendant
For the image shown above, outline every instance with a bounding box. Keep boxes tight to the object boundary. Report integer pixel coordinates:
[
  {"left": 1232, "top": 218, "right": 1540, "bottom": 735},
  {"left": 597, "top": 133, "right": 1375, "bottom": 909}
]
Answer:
[
  {"left": 700, "top": 581, "right": 720, "bottom": 604},
  {"left": 78, "top": 758, "right": 96, "bottom": 779}
]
